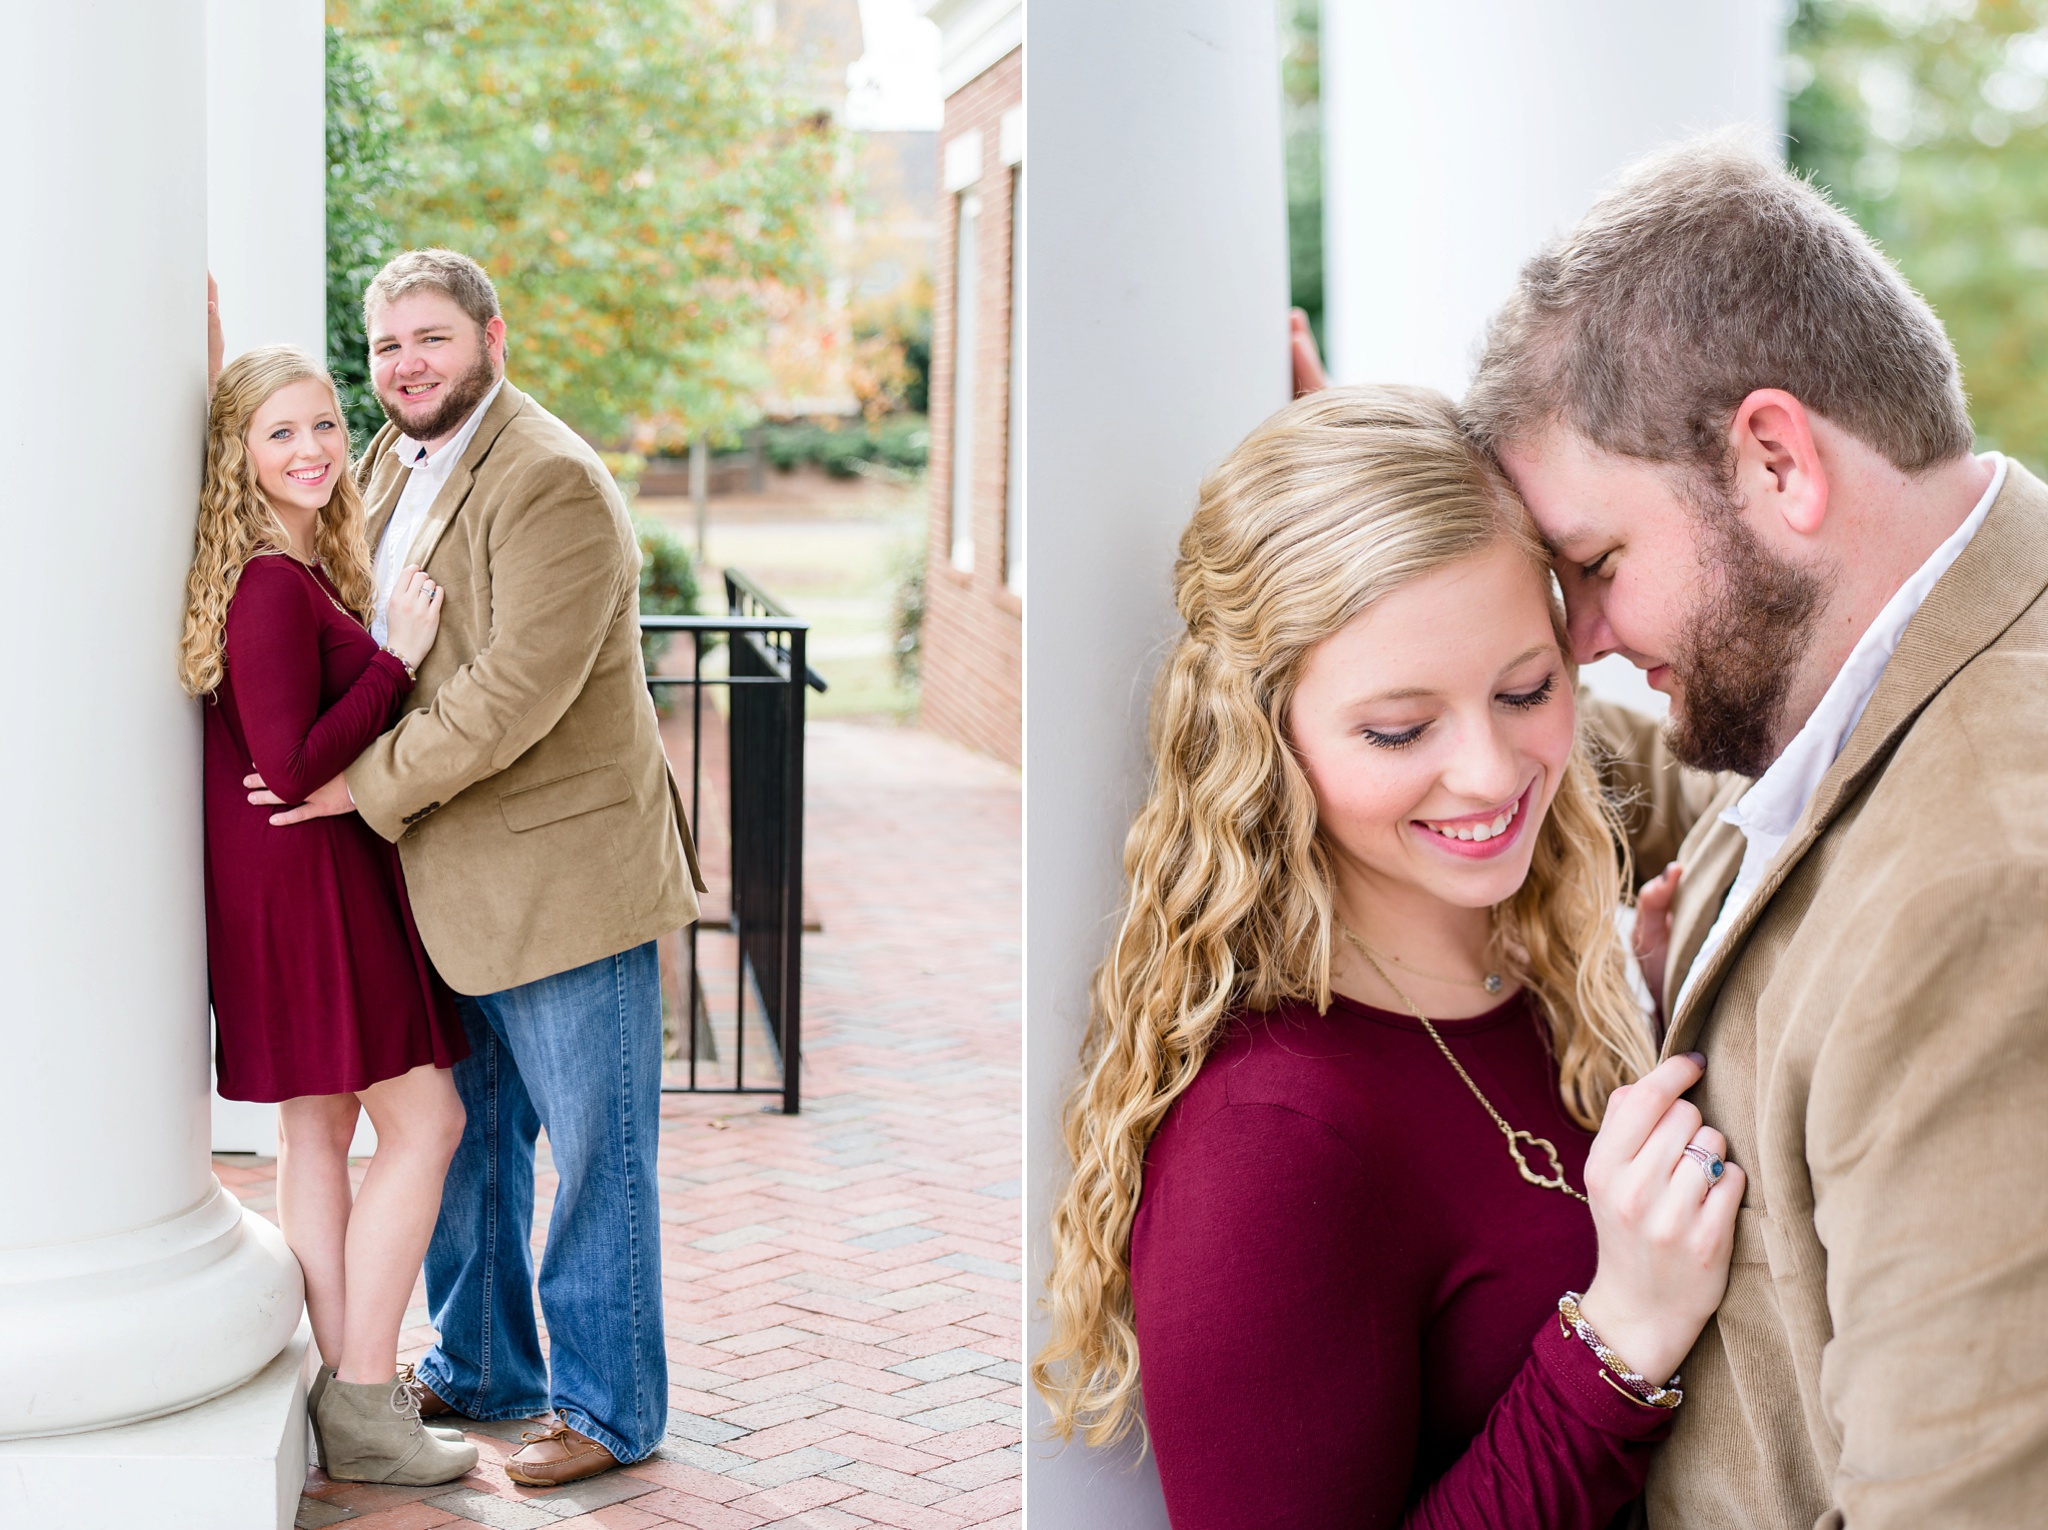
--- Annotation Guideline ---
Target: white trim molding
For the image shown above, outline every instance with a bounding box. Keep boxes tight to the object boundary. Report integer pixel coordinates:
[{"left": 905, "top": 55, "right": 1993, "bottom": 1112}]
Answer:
[
  {"left": 922, "top": 0, "right": 1021, "bottom": 98},
  {"left": 943, "top": 128, "right": 985, "bottom": 192}
]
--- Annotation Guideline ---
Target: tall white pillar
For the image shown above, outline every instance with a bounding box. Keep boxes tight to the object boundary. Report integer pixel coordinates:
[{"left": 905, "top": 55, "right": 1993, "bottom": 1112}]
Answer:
[
  {"left": 1324, "top": 0, "right": 1783, "bottom": 399},
  {"left": 1024, "top": 2, "right": 1289, "bottom": 1524},
  {"left": 1325, "top": 1, "right": 1781, "bottom": 712},
  {"left": 204, "top": 0, "right": 344, "bottom": 1157},
  {"left": 207, "top": 0, "right": 328, "bottom": 362},
  {"left": 0, "top": 0, "right": 304, "bottom": 1490}
]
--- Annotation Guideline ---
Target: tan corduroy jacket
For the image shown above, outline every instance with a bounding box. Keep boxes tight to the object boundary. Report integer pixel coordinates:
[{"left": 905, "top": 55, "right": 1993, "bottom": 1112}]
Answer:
[
  {"left": 1626, "top": 462, "right": 2048, "bottom": 1529},
  {"left": 343, "top": 381, "right": 703, "bottom": 995}
]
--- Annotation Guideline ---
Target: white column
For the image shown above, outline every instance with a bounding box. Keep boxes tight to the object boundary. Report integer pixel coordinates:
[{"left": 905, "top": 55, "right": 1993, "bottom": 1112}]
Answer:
[
  {"left": 204, "top": 0, "right": 344, "bottom": 1157},
  {"left": 207, "top": 0, "right": 328, "bottom": 362},
  {"left": 1325, "top": 0, "right": 1780, "bottom": 711},
  {"left": 1024, "top": 1, "right": 1289, "bottom": 1523},
  {"left": 0, "top": 0, "right": 303, "bottom": 1464},
  {"left": 1324, "top": 0, "right": 1783, "bottom": 398}
]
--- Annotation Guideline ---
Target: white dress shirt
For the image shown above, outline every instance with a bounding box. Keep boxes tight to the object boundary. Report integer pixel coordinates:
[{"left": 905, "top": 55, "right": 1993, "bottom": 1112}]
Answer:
[
  {"left": 370, "top": 377, "right": 505, "bottom": 643},
  {"left": 1675, "top": 453, "right": 2007, "bottom": 1008}
]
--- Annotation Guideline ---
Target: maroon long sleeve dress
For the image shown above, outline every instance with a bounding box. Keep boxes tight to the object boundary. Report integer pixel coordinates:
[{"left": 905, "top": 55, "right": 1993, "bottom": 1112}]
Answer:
[
  {"left": 1130, "top": 990, "right": 1673, "bottom": 1530},
  {"left": 203, "top": 553, "right": 465, "bottom": 1101}
]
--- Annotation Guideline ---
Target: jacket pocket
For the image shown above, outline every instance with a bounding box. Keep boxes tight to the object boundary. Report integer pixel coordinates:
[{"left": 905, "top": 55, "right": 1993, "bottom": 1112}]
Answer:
[{"left": 500, "top": 763, "right": 632, "bottom": 832}]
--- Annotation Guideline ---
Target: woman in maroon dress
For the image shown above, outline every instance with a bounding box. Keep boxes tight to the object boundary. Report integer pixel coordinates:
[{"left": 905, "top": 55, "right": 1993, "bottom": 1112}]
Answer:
[
  {"left": 1035, "top": 387, "right": 1742, "bottom": 1528},
  {"left": 179, "top": 346, "right": 476, "bottom": 1487}
]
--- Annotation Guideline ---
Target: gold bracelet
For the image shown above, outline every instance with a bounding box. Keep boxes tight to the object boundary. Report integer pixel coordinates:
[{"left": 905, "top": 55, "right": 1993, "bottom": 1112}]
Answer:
[{"left": 1557, "top": 1291, "right": 1683, "bottom": 1409}]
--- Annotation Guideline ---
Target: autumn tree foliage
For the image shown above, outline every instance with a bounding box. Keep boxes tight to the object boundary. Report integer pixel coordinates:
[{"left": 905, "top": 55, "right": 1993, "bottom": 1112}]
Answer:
[{"left": 329, "top": 0, "right": 837, "bottom": 442}]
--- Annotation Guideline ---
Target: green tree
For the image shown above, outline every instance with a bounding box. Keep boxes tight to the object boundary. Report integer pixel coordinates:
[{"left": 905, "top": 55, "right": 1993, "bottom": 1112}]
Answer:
[
  {"left": 1790, "top": 0, "right": 2048, "bottom": 469},
  {"left": 1279, "top": 0, "right": 1324, "bottom": 349},
  {"left": 329, "top": 0, "right": 836, "bottom": 444},
  {"left": 326, "top": 23, "right": 407, "bottom": 444}
]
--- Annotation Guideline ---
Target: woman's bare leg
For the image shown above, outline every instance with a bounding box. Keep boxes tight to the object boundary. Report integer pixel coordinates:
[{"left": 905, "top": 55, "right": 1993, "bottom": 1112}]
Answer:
[
  {"left": 276, "top": 1094, "right": 363, "bottom": 1369},
  {"left": 336, "top": 1063, "right": 466, "bottom": 1384}
]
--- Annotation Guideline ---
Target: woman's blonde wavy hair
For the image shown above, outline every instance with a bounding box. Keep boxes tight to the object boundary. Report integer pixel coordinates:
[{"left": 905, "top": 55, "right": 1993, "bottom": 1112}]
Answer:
[
  {"left": 179, "top": 346, "right": 375, "bottom": 696},
  {"left": 1033, "top": 384, "right": 1656, "bottom": 1448}
]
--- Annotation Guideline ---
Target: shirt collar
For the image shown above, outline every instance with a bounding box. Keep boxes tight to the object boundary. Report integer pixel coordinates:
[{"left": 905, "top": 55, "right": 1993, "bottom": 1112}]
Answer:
[
  {"left": 395, "top": 376, "right": 506, "bottom": 474},
  {"left": 1726, "top": 452, "right": 2007, "bottom": 843}
]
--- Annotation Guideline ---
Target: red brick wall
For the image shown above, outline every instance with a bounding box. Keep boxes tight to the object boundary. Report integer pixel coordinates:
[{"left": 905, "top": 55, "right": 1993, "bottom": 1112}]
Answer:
[{"left": 921, "top": 48, "right": 1022, "bottom": 767}]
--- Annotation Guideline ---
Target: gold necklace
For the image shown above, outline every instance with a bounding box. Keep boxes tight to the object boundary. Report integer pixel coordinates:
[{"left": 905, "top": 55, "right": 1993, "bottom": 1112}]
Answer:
[
  {"left": 1344, "top": 929, "right": 1504, "bottom": 994},
  {"left": 1338, "top": 924, "right": 1587, "bottom": 1204}
]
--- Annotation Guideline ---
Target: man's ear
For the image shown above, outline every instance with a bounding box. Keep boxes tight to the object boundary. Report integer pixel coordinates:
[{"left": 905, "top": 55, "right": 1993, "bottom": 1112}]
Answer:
[
  {"left": 485, "top": 314, "right": 508, "bottom": 364},
  {"left": 1730, "top": 388, "right": 1828, "bottom": 537}
]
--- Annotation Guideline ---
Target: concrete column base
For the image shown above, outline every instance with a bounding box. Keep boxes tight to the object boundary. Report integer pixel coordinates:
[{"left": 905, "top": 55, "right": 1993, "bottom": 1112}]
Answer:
[{"left": 0, "top": 1318, "right": 311, "bottom": 1530}]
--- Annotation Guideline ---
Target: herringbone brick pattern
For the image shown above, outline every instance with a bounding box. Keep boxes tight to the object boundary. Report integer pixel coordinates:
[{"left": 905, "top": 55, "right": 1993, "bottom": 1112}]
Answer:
[{"left": 215, "top": 719, "right": 1021, "bottom": 1530}]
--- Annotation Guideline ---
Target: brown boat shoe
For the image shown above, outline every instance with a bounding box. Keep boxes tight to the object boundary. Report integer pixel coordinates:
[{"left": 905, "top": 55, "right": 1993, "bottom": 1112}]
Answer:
[
  {"left": 397, "top": 1363, "right": 455, "bottom": 1421},
  {"left": 504, "top": 1418, "right": 620, "bottom": 1486}
]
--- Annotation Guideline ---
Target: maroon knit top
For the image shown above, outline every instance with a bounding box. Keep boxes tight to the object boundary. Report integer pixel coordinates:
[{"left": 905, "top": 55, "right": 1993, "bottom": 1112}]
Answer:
[{"left": 1129, "top": 990, "right": 1672, "bottom": 1530}]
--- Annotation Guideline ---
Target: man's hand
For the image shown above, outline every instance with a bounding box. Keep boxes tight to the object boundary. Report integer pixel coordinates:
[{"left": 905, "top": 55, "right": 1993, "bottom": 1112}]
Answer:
[
  {"left": 1634, "top": 862, "right": 1684, "bottom": 1016},
  {"left": 245, "top": 771, "right": 354, "bottom": 826},
  {"left": 208, "top": 274, "right": 225, "bottom": 396},
  {"left": 1290, "top": 307, "right": 1330, "bottom": 397}
]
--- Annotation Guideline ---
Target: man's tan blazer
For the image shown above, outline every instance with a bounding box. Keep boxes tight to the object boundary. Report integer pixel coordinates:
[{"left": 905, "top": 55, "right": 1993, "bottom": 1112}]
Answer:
[
  {"left": 1637, "top": 463, "right": 2048, "bottom": 1528},
  {"left": 344, "top": 381, "right": 704, "bottom": 995}
]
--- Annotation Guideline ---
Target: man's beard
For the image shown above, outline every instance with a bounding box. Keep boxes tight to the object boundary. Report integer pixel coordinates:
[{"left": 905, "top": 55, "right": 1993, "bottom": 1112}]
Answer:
[
  {"left": 377, "top": 344, "right": 497, "bottom": 441},
  {"left": 1664, "top": 510, "right": 1831, "bottom": 778}
]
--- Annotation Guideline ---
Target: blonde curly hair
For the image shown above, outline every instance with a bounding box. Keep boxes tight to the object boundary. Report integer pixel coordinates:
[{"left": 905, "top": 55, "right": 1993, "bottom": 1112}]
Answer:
[
  {"left": 179, "top": 347, "right": 375, "bottom": 697},
  {"left": 1032, "top": 384, "right": 1655, "bottom": 1449}
]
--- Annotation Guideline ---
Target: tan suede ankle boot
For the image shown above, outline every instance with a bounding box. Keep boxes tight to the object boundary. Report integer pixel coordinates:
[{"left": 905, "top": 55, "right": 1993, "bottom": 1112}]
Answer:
[
  {"left": 307, "top": 1364, "right": 334, "bottom": 1470},
  {"left": 315, "top": 1373, "right": 478, "bottom": 1485}
]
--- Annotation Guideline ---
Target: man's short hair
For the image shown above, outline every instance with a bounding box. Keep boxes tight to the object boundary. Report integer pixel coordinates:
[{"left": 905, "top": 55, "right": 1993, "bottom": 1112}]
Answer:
[
  {"left": 1463, "top": 134, "right": 1973, "bottom": 487},
  {"left": 363, "top": 248, "right": 501, "bottom": 336}
]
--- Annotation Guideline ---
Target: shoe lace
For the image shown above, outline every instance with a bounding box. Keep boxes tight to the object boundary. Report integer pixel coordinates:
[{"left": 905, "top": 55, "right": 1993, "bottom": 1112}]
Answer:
[
  {"left": 385, "top": 1371, "right": 425, "bottom": 1425},
  {"left": 518, "top": 1420, "right": 575, "bottom": 1447}
]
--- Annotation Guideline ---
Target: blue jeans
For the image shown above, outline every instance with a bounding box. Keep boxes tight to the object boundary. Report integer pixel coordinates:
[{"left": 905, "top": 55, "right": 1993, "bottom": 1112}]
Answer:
[{"left": 417, "top": 942, "right": 666, "bottom": 1463}]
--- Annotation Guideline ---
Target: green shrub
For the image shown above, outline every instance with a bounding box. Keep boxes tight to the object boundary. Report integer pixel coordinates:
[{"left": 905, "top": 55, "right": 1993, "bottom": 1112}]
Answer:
[
  {"left": 636, "top": 516, "right": 700, "bottom": 676},
  {"left": 760, "top": 415, "right": 930, "bottom": 478},
  {"left": 890, "top": 538, "right": 926, "bottom": 686}
]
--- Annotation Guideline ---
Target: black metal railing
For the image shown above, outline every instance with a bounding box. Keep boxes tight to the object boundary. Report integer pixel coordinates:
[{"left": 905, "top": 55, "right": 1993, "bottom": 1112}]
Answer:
[{"left": 642, "top": 570, "right": 824, "bottom": 1114}]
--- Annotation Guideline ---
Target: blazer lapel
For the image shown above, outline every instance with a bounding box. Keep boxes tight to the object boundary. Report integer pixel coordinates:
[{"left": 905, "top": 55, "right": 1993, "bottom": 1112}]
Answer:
[
  {"left": 1661, "top": 462, "right": 2048, "bottom": 1057},
  {"left": 360, "top": 422, "right": 408, "bottom": 552},
  {"left": 398, "top": 382, "right": 528, "bottom": 572},
  {"left": 1659, "top": 810, "right": 1747, "bottom": 1053}
]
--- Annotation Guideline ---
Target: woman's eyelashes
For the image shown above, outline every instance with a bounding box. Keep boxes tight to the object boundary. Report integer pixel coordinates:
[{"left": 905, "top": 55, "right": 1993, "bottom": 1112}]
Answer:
[
  {"left": 1361, "top": 723, "right": 1426, "bottom": 750},
  {"left": 1359, "top": 674, "right": 1556, "bottom": 749},
  {"left": 1500, "top": 674, "right": 1556, "bottom": 711}
]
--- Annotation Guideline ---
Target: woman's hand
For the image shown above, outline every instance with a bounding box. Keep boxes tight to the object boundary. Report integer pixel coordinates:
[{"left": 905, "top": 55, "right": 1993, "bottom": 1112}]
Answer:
[
  {"left": 207, "top": 273, "right": 225, "bottom": 396},
  {"left": 384, "top": 566, "right": 444, "bottom": 669},
  {"left": 1575, "top": 1052, "right": 1742, "bottom": 1388},
  {"left": 1634, "top": 862, "right": 1683, "bottom": 1015}
]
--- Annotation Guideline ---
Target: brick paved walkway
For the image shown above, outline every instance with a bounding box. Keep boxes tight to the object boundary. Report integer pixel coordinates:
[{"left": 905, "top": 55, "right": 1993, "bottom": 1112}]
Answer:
[{"left": 214, "top": 719, "right": 1021, "bottom": 1530}]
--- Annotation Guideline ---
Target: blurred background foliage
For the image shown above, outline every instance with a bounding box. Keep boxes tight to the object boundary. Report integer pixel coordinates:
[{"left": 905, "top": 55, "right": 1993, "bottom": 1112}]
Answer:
[
  {"left": 1280, "top": 0, "right": 1323, "bottom": 352},
  {"left": 325, "top": 24, "right": 406, "bottom": 444},
  {"left": 634, "top": 513, "right": 702, "bottom": 673},
  {"left": 326, "top": 0, "right": 838, "bottom": 445},
  {"left": 1790, "top": 0, "right": 2048, "bottom": 469}
]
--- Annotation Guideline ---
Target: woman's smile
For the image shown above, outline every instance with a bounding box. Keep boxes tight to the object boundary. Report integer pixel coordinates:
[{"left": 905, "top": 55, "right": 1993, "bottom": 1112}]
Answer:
[{"left": 1409, "top": 779, "right": 1536, "bottom": 860}]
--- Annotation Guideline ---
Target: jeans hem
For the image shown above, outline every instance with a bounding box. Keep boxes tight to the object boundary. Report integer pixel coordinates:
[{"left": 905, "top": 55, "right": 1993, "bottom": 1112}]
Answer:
[{"left": 414, "top": 1354, "right": 549, "bottom": 1424}]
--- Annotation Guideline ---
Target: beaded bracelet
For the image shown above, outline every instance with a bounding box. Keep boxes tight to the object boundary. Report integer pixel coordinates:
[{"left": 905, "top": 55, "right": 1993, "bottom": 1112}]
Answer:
[
  {"left": 1557, "top": 1292, "right": 1683, "bottom": 1409},
  {"left": 380, "top": 645, "right": 419, "bottom": 684}
]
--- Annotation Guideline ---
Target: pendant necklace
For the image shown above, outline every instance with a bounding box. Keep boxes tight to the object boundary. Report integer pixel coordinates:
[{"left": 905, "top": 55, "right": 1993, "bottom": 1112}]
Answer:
[
  {"left": 1338, "top": 923, "right": 1586, "bottom": 1204},
  {"left": 1343, "top": 927, "right": 1504, "bottom": 995}
]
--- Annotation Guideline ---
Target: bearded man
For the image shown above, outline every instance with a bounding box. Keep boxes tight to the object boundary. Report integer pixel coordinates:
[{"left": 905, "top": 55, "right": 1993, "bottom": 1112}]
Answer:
[
  {"left": 1462, "top": 140, "right": 2048, "bottom": 1527},
  {"left": 251, "top": 248, "right": 703, "bottom": 1486}
]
